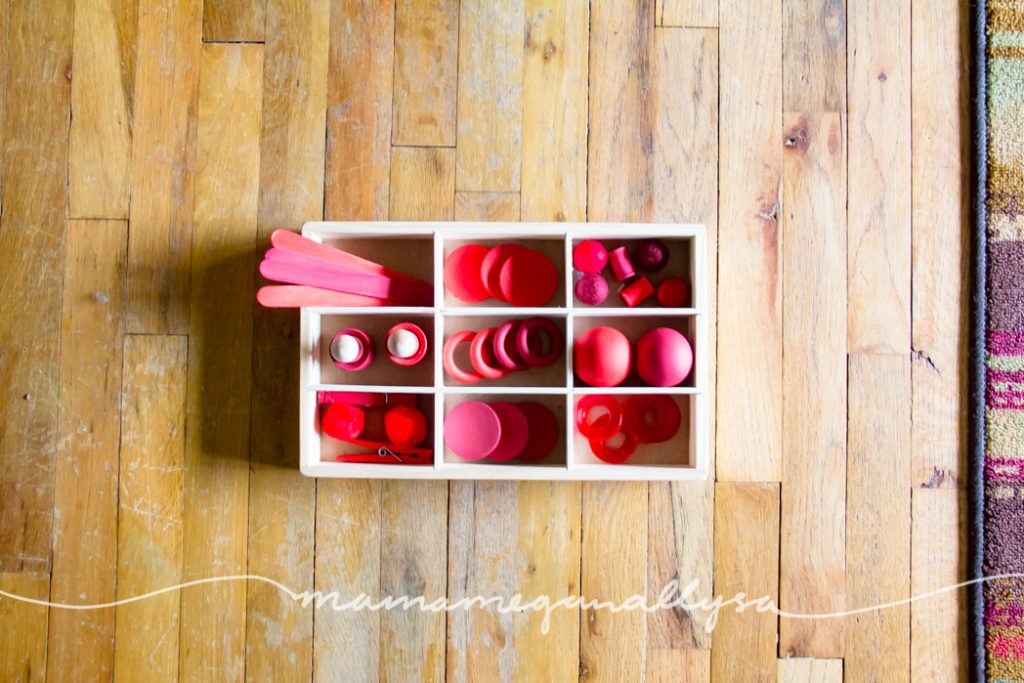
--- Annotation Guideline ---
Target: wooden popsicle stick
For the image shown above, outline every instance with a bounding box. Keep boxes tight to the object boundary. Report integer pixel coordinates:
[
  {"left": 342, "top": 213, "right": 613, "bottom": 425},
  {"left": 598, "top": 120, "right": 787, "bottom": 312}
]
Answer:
[
  {"left": 256, "top": 285, "right": 392, "bottom": 308},
  {"left": 259, "top": 254, "right": 431, "bottom": 305},
  {"left": 270, "top": 228, "right": 432, "bottom": 296}
]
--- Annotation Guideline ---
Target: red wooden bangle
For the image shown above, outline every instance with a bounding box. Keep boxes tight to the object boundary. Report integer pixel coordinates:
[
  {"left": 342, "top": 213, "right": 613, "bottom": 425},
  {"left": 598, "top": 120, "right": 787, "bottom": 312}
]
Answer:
[
  {"left": 443, "top": 330, "right": 483, "bottom": 384},
  {"left": 516, "top": 317, "right": 563, "bottom": 368},
  {"left": 469, "top": 327, "right": 509, "bottom": 379},
  {"left": 589, "top": 430, "right": 637, "bottom": 464},
  {"left": 623, "top": 395, "right": 681, "bottom": 443},
  {"left": 574, "top": 394, "right": 623, "bottom": 440},
  {"left": 493, "top": 320, "right": 530, "bottom": 371}
]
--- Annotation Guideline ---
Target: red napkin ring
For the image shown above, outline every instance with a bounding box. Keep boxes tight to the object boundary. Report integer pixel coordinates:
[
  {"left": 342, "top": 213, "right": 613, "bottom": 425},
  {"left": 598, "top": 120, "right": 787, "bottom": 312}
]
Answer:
[
  {"left": 443, "top": 330, "right": 483, "bottom": 384},
  {"left": 624, "top": 395, "right": 681, "bottom": 443},
  {"left": 493, "top": 320, "right": 530, "bottom": 371},
  {"left": 469, "top": 327, "right": 509, "bottom": 379},
  {"left": 386, "top": 322, "right": 428, "bottom": 366},
  {"left": 575, "top": 394, "right": 623, "bottom": 440},
  {"left": 589, "top": 430, "right": 637, "bottom": 464},
  {"left": 516, "top": 317, "right": 563, "bottom": 368}
]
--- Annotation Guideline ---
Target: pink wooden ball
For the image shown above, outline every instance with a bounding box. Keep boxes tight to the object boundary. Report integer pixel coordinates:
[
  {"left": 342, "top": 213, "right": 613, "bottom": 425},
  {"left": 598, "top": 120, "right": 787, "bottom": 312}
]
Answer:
[
  {"left": 574, "top": 326, "right": 632, "bottom": 387},
  {"left": 636, "top": 327, "right": 693, "bottom": 387},
  {"left": 573, "top": 240, "right": 608, "bottom": 273}
]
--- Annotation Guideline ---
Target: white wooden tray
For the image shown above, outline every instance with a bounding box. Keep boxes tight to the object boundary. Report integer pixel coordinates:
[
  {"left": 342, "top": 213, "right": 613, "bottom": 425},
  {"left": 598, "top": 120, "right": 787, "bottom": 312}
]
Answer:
[{"left": 298, "top": 221, "right": 708, "bottom": 480}]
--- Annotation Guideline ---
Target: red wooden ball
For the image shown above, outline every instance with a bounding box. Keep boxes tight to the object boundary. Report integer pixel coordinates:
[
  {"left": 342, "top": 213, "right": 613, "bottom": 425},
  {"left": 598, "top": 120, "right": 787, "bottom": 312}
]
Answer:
[{"left": 573, "top": 326, "right": 632, "bottom": 387}]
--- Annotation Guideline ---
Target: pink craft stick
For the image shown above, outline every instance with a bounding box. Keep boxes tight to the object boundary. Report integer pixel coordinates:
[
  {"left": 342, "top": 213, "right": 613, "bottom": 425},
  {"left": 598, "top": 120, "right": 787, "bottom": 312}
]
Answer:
[
  {"left": 270, "top": 229, "right": 432, "bottom": 300},
  {"left": 257, "top": 285, "right": 391, "bottom": 308},
  {"left": 260, "top": 255, "right": 432, "bottom": 305}
]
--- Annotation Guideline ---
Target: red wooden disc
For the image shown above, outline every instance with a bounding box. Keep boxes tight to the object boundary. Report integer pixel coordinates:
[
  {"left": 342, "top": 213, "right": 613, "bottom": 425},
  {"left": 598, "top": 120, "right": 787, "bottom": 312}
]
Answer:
[
  {"left": 499, "top": 249, "right": 558, "bottom": 307},
  {"left": 487, "top": 402, "right": 530, "bottom": 461},
  {"left": 444, "top": 245, "right": 491, "bottom": 303},
  {"left": 514, "top": 401, "right": 559, "bottom": 462},
  {"left": 444, "top": 401, "right": 500, "bottom": 460},
  {"left": 480, "top": 244, "right": 524, "bottom": 302}
]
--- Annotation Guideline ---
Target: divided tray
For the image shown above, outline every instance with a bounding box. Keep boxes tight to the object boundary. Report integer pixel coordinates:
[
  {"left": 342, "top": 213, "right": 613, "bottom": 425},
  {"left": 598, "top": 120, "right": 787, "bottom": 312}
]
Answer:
[{"left": 298, "top": 221, "right": 709, "bottom": 480}]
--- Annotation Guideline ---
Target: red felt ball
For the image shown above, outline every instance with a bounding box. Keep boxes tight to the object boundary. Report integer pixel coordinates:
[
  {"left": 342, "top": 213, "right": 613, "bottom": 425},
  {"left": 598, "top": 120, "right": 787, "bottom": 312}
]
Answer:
[
  {"left": 573, "top": 326, "right": 632, "bottom": 387},
  {"left": 322, "top": 402, "right": 365, "bottom": 441},
  {"left": 384, "top": 405, "right": 428, "bottom": 448}
]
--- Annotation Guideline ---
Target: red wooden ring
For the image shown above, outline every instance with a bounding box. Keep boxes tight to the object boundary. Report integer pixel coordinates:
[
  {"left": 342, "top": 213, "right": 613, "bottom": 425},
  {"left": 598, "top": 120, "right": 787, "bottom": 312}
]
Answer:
[
  {"left": 329, "top": 328, "right": 373, "bottom": 371},
  {"left": 386, "top": 322, "right": 428, "bottom": 366},
  {"left": 574, "top": 394, "right": 623, "bottom": 440},
  {"left": 516, "top": 317, "right": 563, "bottom": 368},
  {"left": 443, "top": 331, "right": 483, "bottom": 384},
  {"left": 469, "top": 327, "right": 509, "bottom": 379},
  {"left": 623, "top": 395, "right": 681, "bottom": 444},
  {"left": 589, "top": 430, "right": 637, "bottom": 464},
  {"left": 493, "top": 320, "right": 530, "bottom": 371}
]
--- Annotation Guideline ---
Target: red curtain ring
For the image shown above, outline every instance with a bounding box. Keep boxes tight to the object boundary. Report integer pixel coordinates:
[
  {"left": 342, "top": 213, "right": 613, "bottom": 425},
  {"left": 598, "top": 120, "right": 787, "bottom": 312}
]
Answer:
[
  {"left": 386, "top": 322, "right": 428, "bottom": 366},
  {"left": 493, "top": 320, "right": 530, "bottom": 371},
  {"left": 516, "top": 317, "right": 563, "bottom": 368},
  {"left": 623, "top": 395, "right": 682, "bottom": 443},
  {"left": 329, "top": 328, "right": 374, "bottom": 371},
  {"left": 443, "top": 330, "right": 484, "bottom": 384},
  {"left": 574, "top": 394, "right": 623, "bottom": 440},
  {"left": 469, "top": 327, "right": 509, "bottom": 379},
  {"left": 589, "top": 429, "right": 637, "bottom": 464}
]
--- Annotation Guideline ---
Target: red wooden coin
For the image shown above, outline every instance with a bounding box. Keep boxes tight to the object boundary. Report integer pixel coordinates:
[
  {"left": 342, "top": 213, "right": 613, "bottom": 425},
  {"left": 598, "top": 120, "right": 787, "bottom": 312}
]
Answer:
[
  {"left": 515, "top": 401, "right": 559, "bottom": 462},
  {"left": 480, "top": 244, "right": 524, "bottom": 302},
  {"left": 499, "top": 249, "right": 558, "bottom": 307},
  {"left": 487, "top": 402, "right": 530, "bottom": 461},
  {"left": 444, "top": 245, "right": 491, "bottom": 302},
  {"left": 444, "top": 401, "right": 500, "bottom": 460}
]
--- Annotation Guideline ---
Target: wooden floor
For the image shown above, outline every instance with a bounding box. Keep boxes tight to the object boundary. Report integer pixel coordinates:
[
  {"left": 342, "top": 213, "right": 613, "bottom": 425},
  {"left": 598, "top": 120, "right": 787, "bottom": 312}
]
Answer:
[{"left": 0, "top": 0, "right": 969, "bottom": 681}]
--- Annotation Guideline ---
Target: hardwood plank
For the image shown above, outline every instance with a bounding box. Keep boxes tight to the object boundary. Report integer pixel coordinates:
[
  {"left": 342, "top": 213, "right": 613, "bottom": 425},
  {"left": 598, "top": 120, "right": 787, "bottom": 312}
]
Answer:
[
  {"left": 779, "top": 112, "right": 847, "bottom": 658},
  {"left": 0, "top": 3, "right": 73, "bottom": 678},
  {"left": 68, "top": 0, "right": 137, "bottom": 219},
  {"left": 392, "top": 0, "right": 458, "bottom": 146},
  {"left": 521, "top": 0, "right": 588, "bottom": 222},
  {"left": 325, "top": 0, "right": 394, "bottom": 220},
  {"left": 312, "top": 480, "right": 382, "bottom": 683},
  {"left": 389, "top": 146, "right": 455, "bottom": 221},
  {"left": 710, "top": 483, "right": 779, "bottom": 683},
  {"left": 911, "top": 0, "right": 969, "bottom": 486},
  {"left": 781, "top": 0, "right": 845, "bottom": 113},
  {"left": 113, "top": 334, "right": 187, "bottom": 683},
  {"left": 656, "top": 0, "right": 717, "bottom": 27},
  {"left": 45, "top": 220, "right": 127, "bottom": 682},
  {"left": 512, "top": 482, "right": 582, "bottom": 682},
  {"left": 379, "top": 481, "right": 448, "bottom": 682},
  {"left": 447, "top": 482, "right": 518, "bottom": 683},
  {"left": 454, "top": 191, "right": 520, "bottom": 221},
  {"left": 587, "top": 0, "right": 655, "bottom": 222},
  {"left": 647, "top": 649, "right": 710, "bottom": 681},
  {"left": 579, "top": 482, "right": 648, "bottom": 681},
  {"left": 456, "top": 0, "right": 524, "bottom": 192},
  {"left": 245, "top": 2, "right": 328, "bottom": 680},
  {"left": 846, "top": 354, "right": 911, "bottom": 682},
  {"left": 716, "top": 0, "right": 783, "bottom": 481},
  {"left": 126, "top": 0, "right": 202, "bottom": 334},
  {"left": 178, "top": 43, "right": 262, "bottom": 683},
  {"left": 777, "top": 658, "right": 843, "bottom": 682},
  {"left": 0, "top": 0, "right": 8, "bottom": 202},
  {"left": 910, "top": 488, "right": 966, "bottom": 681},
  {"left": 203, "top": 0, "right": 266, "bottom": 42},
  {"left": 847, "top": 0, "right": 911, "bottom": 354}
]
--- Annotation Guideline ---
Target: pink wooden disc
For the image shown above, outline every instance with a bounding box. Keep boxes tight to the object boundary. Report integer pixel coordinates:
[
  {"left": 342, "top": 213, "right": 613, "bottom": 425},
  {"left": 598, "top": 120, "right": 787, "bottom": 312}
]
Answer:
[
  {"left": 487, "top": 402, "right": 530, "bottom": 461},
  {"left": 444, "top": 401, "right": 501, "bottom": 460},
  {"left": 444, "top": 245, "right": 491, "bottom": 303},
  {"left": 499, "top": 250, "right": 558, "bottom": 307},
  {"left": 480, "top": 244, "right": 524, "bottom": 302},
  {"left": 514, "top": 401, "right": 559, "bottom": 462}
]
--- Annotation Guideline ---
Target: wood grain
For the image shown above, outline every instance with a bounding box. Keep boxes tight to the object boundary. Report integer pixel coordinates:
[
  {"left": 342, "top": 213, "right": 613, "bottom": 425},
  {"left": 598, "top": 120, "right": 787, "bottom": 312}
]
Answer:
[
  {"left": 521, "top": 0, "right": 588, "bottom": 222},
  {"left": 178, "top": 43, "right": 262, "bottom": 683},
  {"left": 711, "top": 483, "right": 779, "bottom": 683},
  {"left": 777, "top": 658, "right": 843, "bottom": 682},
  {"left": 716, "top": 0, "right": 783, "bottom": 482},
  {"left": 245, "top": 3, "right": 328, "bottom": 679},
  {"left": 911, "top": 488, "right": 966, "bottom": 681},
  {"left": 647, "top": 649, "right": 710, "bottom": 681},
  {"left": 456, "top": 0, "right": 524, "bottom": 192},
  {"left": 114, "top": 335, "right": 187, "bottom": 683},
  {"left": 69, "top": 0, "right": 136, "bottom": 219},
  {"left": 0, "top": 3, "right": 73, "bottom": 679},
  {"left": 389, "top": 146, "right": 456, "bottom": 220},
  {"left": 126, "top": 0, "right": 202, "bottom": 334},
  {"left": 46, "top": 220, "right": 127, "bottom": 682},
  {"left": 847, "top": 0, "right": 911, "bottom": 354},
  {"left": 846, "top": 354, "right": 910, "bottom": 682},
  {"left": 324, "top": 0, "right": 393, "bottom": 220},
  {"left": 779, "top": 112, "right": 847, "bottom": 658},
  {"left": 911, "top": 0, "right": 969, "bottom": 486},
  {"left": 203, "top": 0, "right": 265, "bottom": 42},
  {"left": 580, "top": 482, "right": 648, "bottom": 682},
  {"left": 782, "top": 0, "right": 846, "bottom": 113},
  {"left": 393, "top": 0, "right": 458, "bottom": 146},
  {"left": 454, "top": 191, "right": 521, "bottom": 221},
  {"left": 656, "top": 0, "right": 717, "bottom": 27}
]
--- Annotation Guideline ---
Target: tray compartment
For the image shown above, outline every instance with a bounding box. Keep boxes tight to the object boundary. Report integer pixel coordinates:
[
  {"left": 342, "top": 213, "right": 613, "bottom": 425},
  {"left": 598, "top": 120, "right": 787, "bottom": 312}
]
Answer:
[
  {"left": 440, "top": 234, "right": 566, "bottom": 308},
  {"left": 440, "top": 392, "right": 567, "bottom": 468},
  {"left": 571, "top": 314, "right": 698, "bottom": 390},
  {"left": 440, "top": 313, "right": 568, "bottom": 388},
  {"left": 570, "top": 392, "right": 695, "bottom": 469},
  {"left": 315, "top": 390, "right": 435, "bottom": 466},
  {"left": 316, "top": 312, "right": 434, "bottom": 387}
]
